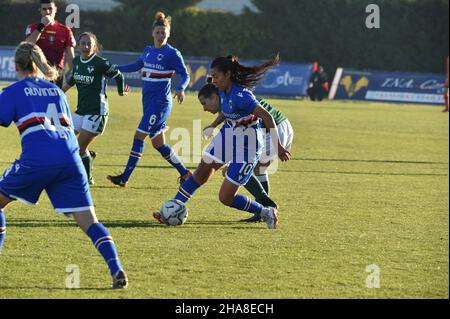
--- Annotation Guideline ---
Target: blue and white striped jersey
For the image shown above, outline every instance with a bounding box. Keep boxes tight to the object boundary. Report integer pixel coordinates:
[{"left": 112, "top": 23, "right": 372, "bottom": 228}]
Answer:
[
  {"left": 219, "top": 83, "right": 260, "bottom": 127},
  {"left": 0, "top": 77, "right": 80, "bottom": 168},
  {"left": 117, "top": 44, "right": 190, "bottom": 107}
]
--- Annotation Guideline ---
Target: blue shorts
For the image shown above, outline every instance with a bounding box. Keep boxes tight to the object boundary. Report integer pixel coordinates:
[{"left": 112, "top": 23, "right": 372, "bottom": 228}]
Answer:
[
  {"left": 204, "top": 124, "right": 264, "bottom": 164},
  {"left": 0, "top": 160, "right": 94, "bottom": 214},
  {"left": 225, "top": 162, "right": 258, "bottom": 186},
  {"left": 204, "top": 123, "right": 264, "bottom": 185},
  {"left": 137, "top": 101, "right": 171, "bottom": 139}
]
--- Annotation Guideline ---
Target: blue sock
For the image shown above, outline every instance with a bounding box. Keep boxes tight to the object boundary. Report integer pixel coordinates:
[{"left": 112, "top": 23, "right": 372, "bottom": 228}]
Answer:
[
  {"left": 231, "top": 194, "right": 263, "bottom": 214},
  {"left": 87, "top": 223, "right": 123, "bottom": 277},
  {"left": 157, "top": 144, "right": 189, "bottom": 176},
  {"left": 122, "top": 139, "right": 145, "bottom": 182},
  {"left": 0, "top": 210, "right": 5, "bottom": 255},
  {"left": 175, "top": 176, "right": 201, "bottom": 203}
]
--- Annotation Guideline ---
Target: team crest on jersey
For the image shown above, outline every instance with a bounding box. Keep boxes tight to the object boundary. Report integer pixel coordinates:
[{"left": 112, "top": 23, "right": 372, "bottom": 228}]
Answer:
[
  {"left": 87, "top": 66, "right": 95, "bottom": 74},
  {"left": 49, "top": 35, "right": 55, "bottom": 44},
  {"left": 157, "top": 54, "right": 164, "bottom": 61}
]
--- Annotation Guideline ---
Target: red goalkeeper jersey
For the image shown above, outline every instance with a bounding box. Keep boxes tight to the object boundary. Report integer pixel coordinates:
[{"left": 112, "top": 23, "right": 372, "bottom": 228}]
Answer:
[{"left": 25, "top": 20, "right": 76, "bottom": 69}]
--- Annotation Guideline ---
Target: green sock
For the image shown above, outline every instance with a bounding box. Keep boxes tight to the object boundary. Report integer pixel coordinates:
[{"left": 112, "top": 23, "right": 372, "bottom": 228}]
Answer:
[
  {"left": 256, "top": 174, "right": 270, "bottom": 195},
  {"left": 244, "top": 174, "right": 268, "bottom": 202},
  {"left": 81, "top": 152, "right": 93, "bottom": 181}
]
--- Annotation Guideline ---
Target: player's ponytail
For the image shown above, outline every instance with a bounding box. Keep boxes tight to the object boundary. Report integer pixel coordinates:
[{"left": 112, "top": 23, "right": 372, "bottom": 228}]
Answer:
[
  {"left": 211, "top": 54, "right": 280, "bottom": 90},
  {"left": 15, "top": 42, "right": 58, "bottom": 81},
  {"left": 153, "top": 11, "right": 171, "bottom": 30},
  {"left": 30, "top": 45, "right": 59, "bottom": 81}
]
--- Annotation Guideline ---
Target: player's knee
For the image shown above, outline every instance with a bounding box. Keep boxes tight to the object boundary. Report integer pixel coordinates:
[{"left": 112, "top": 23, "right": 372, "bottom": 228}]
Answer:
[
  {"left": 150, "top": 132, "right": 165, "bottom": 149},
  {"left": 218, "top": 192, "right": 233, "bottom": 206},
  {"left": 72, "top": 210, "right": 98, "bottom": 233},
  {"left": 195, "top": 161, "right": 218, "bottom": 185},
  {"left": 152, "top": 142, "right": 163, "bottom": 150},
  {"left": 134, "top": 131, "right": 147, "bottom": 141},
  {"left": 0, "top": 194, "right": 12, "bottom": 210},
  {"left": 192, "top": 171, "right": 207, "bottom": 185}
]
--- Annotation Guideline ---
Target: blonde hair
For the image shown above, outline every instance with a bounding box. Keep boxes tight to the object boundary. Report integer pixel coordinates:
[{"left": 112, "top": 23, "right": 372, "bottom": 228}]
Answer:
[
  {"left": 15, "top": 41, "right": 59, "bottom": 81},
  {"left": 153, "top": 11, "right": 171, "bottom": 30}
]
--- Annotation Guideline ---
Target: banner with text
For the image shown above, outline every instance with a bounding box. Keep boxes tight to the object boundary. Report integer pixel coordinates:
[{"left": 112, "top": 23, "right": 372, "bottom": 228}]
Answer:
[
  {"left": 1, "top": 46, "right": 313, "bottom": 98},
  {"left": 0, "top": 47, "right": 16, "bottom": 82},
  {"left": 101, "top": 52, "right": 313, "bottom": 98},
  {"left": 332, "top": 68, "right": 446, "bottom": 105}
]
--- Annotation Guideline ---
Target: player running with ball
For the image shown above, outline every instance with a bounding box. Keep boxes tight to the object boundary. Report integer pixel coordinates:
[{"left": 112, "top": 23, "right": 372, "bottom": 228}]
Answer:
[
  {"left": 154, "top": 55, "right": 291, "bottom": 229},
  {"left": 198, "top": 82, "right": 294, "bottom": 223}
]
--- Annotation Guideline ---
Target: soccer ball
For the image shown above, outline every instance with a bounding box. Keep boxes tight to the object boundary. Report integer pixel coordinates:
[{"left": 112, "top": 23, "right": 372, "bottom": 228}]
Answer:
[{"left": 159, "top": 199, "right": 188, "bottom": 226}]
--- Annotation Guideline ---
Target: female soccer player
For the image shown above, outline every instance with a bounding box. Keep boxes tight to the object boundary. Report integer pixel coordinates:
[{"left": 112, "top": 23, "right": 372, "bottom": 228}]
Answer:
[
  {"left": 107, "top": 12, "right": 191, "bottom": 187},
  {"left": 155, "top": 55, "right": 291, "bottom": 229},
  {"left": 0, "top": 42, "right": 128, "bottom": 288},
  {"left": 63, "top": 32, "right": 129, "bottom": 185},
  {"left": 198, "top": 82, "right": 294, "bottom": 223}
]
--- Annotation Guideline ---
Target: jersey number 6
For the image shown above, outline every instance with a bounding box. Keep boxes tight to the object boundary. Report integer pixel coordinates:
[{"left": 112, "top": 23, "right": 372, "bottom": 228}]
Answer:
[{"left": 148, "top": 114, "right": 157, "bottom": 126}]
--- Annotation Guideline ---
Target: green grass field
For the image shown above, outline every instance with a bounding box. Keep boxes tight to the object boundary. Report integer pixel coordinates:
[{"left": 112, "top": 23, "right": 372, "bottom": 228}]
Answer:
[{"left": 0, "top": 85, "right": 448, "bottom": 299}]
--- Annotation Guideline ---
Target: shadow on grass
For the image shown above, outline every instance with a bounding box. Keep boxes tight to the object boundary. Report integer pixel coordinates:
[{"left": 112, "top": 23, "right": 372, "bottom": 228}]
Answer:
[
  {"left": 184, "top": 220, "right": 264, "bottom": 230},
  {"left": 96, "top": 158, "right": 449, "bottom": 167},
  {"left": 104, "top": 220, "right": 263, "bottom": 230},
  {"left": 5, "top": 219, "right": 260, "bottom": 229},
  {"left": 95, "top": 164, "right": 198, "bottom": 170},
  {"left": 281, "top": 169, "right": 448, "bottom": 177},
  {"left": 0, "top": 286, "right": 112, "bottom": 291},
  {"left": 3, "top": 159, "right": 446, "bottom": 166},
  {"left": 6, "top": 219, "right": 160, "bottom": 229},
  {"left": 91, "top": 185, "right": 174, "bottom": 190},
  {"left": 291, "top": 157, "right": 449, "bottom": 165}
]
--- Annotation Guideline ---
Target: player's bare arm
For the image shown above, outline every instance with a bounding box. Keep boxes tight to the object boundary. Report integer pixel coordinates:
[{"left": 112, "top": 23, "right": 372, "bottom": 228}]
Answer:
[
  {"left": 25, "top": 29, "right": 42, "bottom": 44},
  {"left": 65, "top": 46, "right": 75, "bottom": 75},
  {"left": 25, "top": 15, "right": 54, "bottom": 44},
  {"left": 62, "top": 83, "right": 72, "bottom": 92},
  {"left": 203, "top": 112, "right": 225, "bottom": 139},
  {"left": 253, "top": 105, "right": 291, "bottom": 162}
]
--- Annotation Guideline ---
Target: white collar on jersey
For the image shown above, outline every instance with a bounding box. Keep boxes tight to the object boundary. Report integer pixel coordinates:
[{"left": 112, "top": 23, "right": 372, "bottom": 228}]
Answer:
[{"left": 80, "top": 53, "right": 97, "bottom": 64}]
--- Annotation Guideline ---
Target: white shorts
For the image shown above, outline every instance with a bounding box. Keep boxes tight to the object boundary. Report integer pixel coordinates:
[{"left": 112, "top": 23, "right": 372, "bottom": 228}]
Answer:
[
  {"left": 72, "top": 113, "right": 108, "bottom": 135},
  {"left": 260, "top": 119, "right": 294, "bottom": 163}
]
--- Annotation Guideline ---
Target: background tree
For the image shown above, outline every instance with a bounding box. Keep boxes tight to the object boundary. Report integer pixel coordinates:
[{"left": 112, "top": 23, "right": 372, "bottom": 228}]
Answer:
[{"left": 0, "top": 0, "right": 448, "bottom": 75}]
